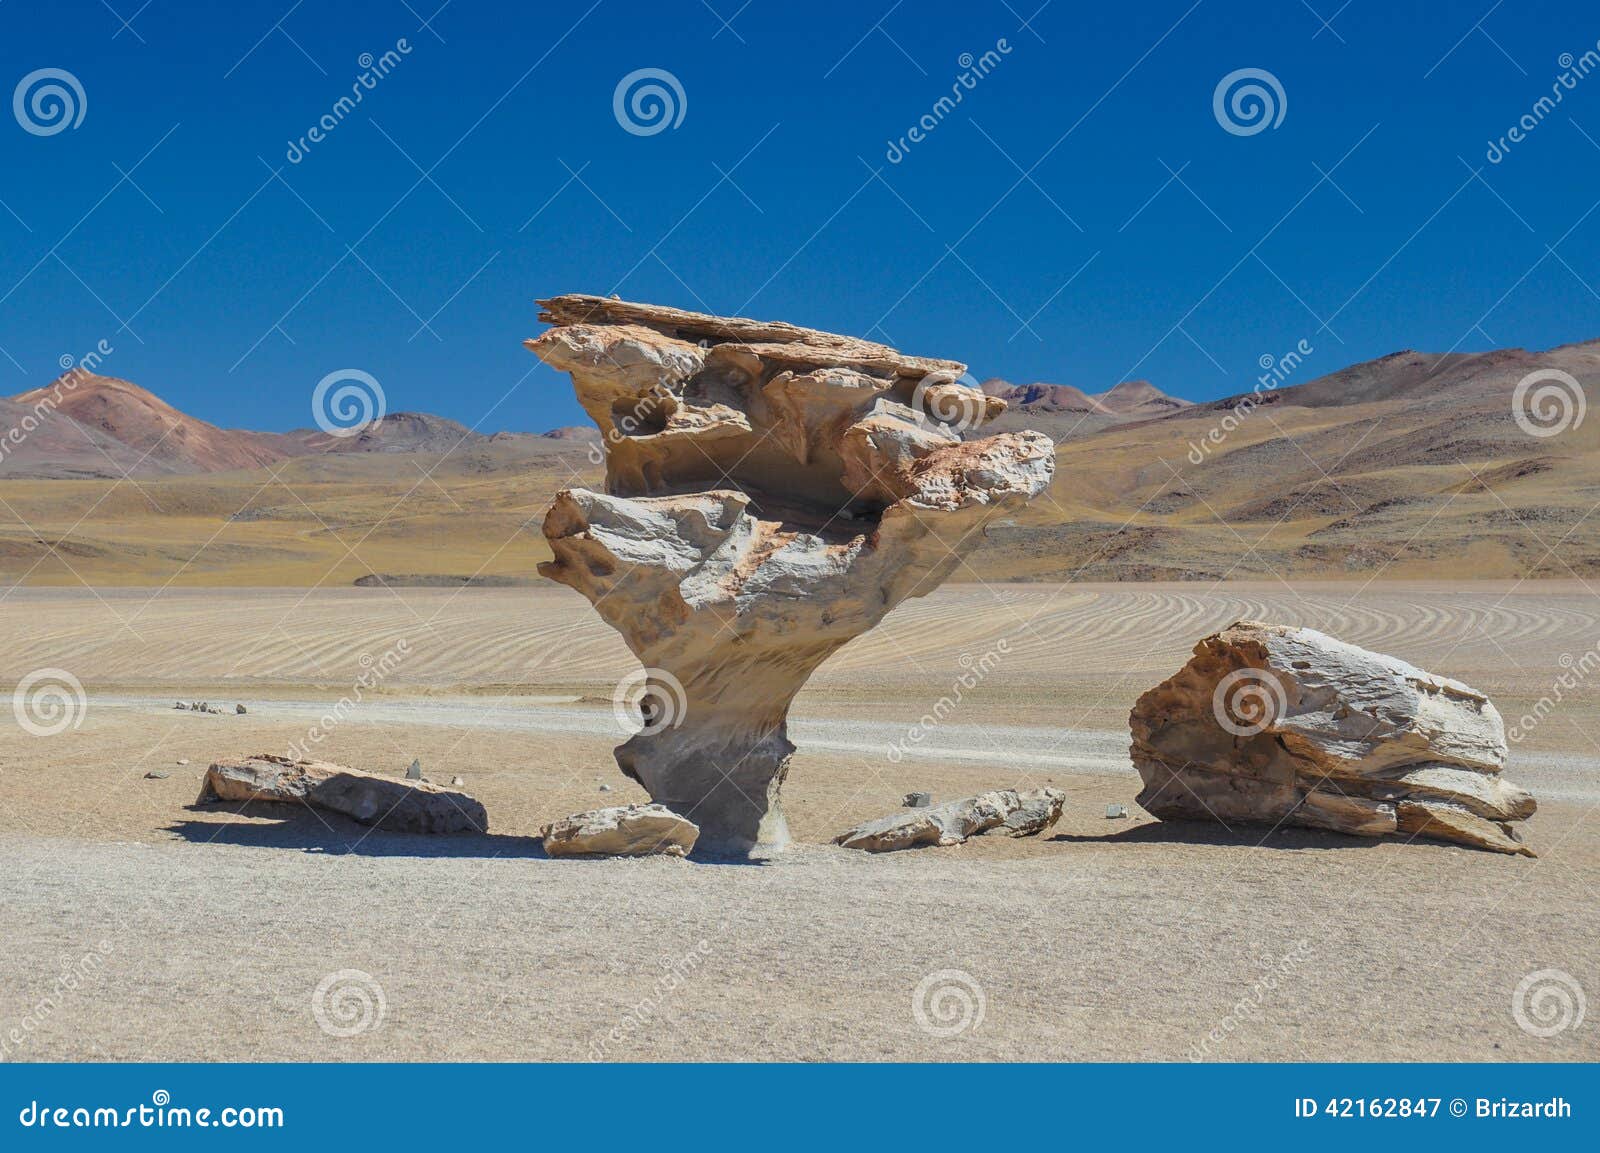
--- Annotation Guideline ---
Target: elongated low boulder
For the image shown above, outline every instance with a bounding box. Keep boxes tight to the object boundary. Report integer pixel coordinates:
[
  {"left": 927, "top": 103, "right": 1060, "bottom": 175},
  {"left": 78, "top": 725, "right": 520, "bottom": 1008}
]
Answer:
[
  {"left": 541, "top": 804, "right": 699, "bottom": 858},
  {"left": 835, "top": 788, "right": 1065, "bottom": 852},
  {"left": 199, "top": 754, "right": 488, "bottom": 834},
  {"left": 529, "top": 294, "right": 1055, "bottom": 858},
  {"left": 1129, "top": 622, "right": 1536, "bottom": 855}
]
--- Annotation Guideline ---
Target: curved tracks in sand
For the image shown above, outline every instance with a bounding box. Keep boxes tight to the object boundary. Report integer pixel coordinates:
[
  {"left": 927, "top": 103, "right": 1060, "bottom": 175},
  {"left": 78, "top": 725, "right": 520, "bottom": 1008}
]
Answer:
[{"left": 2, "top": 583, "right": 1593, "bottom": 703}]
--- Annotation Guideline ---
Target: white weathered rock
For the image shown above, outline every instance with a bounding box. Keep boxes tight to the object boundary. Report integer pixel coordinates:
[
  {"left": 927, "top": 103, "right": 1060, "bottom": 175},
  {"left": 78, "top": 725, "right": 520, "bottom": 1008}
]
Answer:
[
  {"left": 540, "top": 804, "right": 699, "bottom": 858},
  {"left": 835, "top": 788, "right": 1065, "bottom": 852},
  {"left": 1129, "top": 622, "right": 1535, "bottom": 856},
  {"left": 199, "top": 754, "right": 488, "bottom": 835},
  {"left": 530, "top": 295, "right": 1055, "bottom": 857}
]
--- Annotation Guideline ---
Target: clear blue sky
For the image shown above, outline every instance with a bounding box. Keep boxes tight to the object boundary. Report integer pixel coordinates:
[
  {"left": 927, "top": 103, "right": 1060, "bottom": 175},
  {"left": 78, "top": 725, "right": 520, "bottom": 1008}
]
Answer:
[{"left": 1, "top": 0, "right": 1597, "bottom": 433}]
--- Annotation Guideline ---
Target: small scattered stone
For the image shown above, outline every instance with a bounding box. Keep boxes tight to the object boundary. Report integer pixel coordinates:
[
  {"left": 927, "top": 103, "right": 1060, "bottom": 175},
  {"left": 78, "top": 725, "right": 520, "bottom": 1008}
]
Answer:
[
  {"left": 902, "top": 791, "right": 932, "bottom": 808},
  {"left": 541, "top": 804, "right": 699, "bottom": 858},
  {"left": 836, "top": 788, "right": 1066, "bottom": 852},
  {"left": 406, "top": 758, "right": 422, "bottom": 780},
  {"left": 599, "top": 783, "right": 613, "bottom": 792},
  {"left": 451, "top": 775, "right": 465, "bottom": 787},
  {"left": 176, "top": 758, "right": 190, "bottom": 766},
  {"left": 145, "top": 771, "right": 170, "bottom": 780},
  {"left": 235, "top": 703, "right": 247, "bottom": 714},
  {"left": 1106, "top": 803, "right": 1127, "bottom": 819},
  {"left": 174, "top": 701, "right": 188, "bottom": 710}
]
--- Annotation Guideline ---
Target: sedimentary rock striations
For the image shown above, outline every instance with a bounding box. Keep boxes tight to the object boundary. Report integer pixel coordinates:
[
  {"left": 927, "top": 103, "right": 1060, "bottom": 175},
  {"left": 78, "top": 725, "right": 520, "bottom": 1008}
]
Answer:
[
  {"left": 528, "top": 294, "right": 1055, "bottom": 857},
  {"left": 1129, "top": 622, "right": 1536, "bottom": 855}
]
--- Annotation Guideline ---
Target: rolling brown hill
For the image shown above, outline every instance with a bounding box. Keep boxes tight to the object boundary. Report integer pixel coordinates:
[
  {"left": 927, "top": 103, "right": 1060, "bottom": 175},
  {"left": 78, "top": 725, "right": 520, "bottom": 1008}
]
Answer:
[
  {"left": 991, "top": 338, "right": 1600, "bottom": 581},
  {"left": 10, "top": 375, "right": 302, "bottom": 475}
]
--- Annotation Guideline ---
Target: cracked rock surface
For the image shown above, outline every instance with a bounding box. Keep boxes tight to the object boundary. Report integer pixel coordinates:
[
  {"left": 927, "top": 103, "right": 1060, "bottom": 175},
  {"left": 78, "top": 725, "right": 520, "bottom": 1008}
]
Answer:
[{"left": 1129, "top": 621, "right": 1536, "bottom": 856}]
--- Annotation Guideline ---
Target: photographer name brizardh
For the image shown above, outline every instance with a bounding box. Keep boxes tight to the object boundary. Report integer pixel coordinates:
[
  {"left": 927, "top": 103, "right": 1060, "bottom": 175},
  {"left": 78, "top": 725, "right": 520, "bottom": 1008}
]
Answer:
[{"left": 1293, "top": 1097, "right": 1572, "bottom": 1119}]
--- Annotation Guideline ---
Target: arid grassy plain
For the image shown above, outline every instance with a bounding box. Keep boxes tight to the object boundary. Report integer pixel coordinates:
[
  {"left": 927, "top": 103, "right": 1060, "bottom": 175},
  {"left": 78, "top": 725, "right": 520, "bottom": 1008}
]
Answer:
[{"left": 0, "top": 581, "right": 1595, "bottom": 1061}]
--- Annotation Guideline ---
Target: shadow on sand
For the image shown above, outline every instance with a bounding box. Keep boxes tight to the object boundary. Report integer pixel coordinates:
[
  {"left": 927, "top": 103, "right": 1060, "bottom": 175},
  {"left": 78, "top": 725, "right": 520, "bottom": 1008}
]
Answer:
[
  {"left": 1049, "top": 818, "right": 1391, "bottom": 852},
  {"left": 170, "top": 801, "right": 547, "bottom": 859},
  {"left": 169, "top": 801, "right": 772, "bottom": 864}
]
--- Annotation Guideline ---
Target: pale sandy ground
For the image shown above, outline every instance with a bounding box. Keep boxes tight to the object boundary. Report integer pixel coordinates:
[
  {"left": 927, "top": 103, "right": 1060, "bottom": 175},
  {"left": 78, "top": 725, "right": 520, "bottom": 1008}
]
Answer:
[{"left": 0, "top": 583, "right": 1596, "bottom": 1061}]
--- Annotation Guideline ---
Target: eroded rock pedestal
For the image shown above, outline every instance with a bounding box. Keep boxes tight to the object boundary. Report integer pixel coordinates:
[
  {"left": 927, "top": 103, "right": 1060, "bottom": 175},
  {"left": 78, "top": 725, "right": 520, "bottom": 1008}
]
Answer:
[
  {"left": 1130, "top": 622, "right": 1537, "bottom": 855},
  {"left": 528, "top": 295, "right": 1054, "bottom": 857}
]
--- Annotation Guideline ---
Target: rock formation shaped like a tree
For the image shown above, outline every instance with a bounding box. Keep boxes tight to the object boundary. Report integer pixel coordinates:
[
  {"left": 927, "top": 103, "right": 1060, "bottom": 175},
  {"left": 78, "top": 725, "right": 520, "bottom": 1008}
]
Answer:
[
  {"left": 528, "top": 295, "right": 1055, "bottom": 857},
  {"left": 1130, "top": 622, "right": 1537, "bottom": 855}
]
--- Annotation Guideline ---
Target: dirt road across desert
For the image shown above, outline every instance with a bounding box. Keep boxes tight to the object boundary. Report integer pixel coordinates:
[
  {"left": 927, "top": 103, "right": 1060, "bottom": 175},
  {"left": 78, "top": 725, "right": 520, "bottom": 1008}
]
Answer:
[{"left": 1, "top": 583, "right": 1595, "bottom": 1060}]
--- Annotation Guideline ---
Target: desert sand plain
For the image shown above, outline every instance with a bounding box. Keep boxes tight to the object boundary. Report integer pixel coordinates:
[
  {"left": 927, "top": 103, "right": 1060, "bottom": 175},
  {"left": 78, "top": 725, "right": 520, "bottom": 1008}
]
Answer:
[{"left": 0, "top": 581, "right": 1595, "bottom": 1061}]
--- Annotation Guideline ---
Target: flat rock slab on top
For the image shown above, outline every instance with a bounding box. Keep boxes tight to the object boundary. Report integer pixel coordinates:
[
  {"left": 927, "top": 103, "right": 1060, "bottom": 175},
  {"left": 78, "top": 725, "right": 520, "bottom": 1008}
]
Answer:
[
  {"left": 835, "top": 788, "right": 1066, "bottom": 852},
  {"left": 1129, "top": 621, "right": 1536, "bottom": 856},
  {"left": 528, "top": 294, "right": 1056, "bottom": 859},
  {"left": 540, "top": 804, "right": 699, "bottom": 858},
  {"left": 199, "top": 754, "right": 487, "bottom": 835}
]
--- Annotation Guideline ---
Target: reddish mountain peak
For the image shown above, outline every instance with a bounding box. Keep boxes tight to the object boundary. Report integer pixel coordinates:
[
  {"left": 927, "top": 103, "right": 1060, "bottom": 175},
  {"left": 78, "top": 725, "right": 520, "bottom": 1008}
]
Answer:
[{"left": 11, "top": 373, "right": 288, "bottom": 473}]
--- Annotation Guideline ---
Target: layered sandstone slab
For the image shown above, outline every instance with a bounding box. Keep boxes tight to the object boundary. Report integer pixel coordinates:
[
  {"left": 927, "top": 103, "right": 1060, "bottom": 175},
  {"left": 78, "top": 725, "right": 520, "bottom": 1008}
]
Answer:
[
  {"left": 528, "top": 295, "right": 1055, "bottom": 857},
  {"left": 540, "top": 804, "right": 699, "bottom": 858},
  {"left": 199, "top": 754, "right": 488, "bottom": 834},
  {"left": 834, "top": 788, "right": 1067, "bottom": 852},
  {"left": 1129, "top": 622, "right": 1536, "bottom": 856}
]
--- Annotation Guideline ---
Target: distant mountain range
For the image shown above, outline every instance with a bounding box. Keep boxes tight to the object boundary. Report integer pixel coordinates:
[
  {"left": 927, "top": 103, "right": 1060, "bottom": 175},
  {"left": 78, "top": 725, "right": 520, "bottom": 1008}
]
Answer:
[
  {"left": 0, "top": 375, "right": 597, "bottom": 479},
  {"left": 2, "top": 339, "right": 1596, "bottom": 582}
]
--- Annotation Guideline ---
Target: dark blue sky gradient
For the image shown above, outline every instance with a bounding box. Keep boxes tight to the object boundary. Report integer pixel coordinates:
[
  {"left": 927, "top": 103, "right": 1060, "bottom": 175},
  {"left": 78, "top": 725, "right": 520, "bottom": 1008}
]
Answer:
[{"left": 1, "top": 0, "right": 1598, "bottom": 432}]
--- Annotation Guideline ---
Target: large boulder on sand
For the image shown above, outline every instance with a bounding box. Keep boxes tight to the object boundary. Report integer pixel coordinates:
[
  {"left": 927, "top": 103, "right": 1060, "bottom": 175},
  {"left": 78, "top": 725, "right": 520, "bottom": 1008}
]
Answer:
[
  {"left": 834, "top": 788, "right": 1065, "bottom": 852},
  {"left": 1129, "top": 622, "right": 1536, "bottom": 856},
  {"left": 541, "top": 804, "right": 699, "bottom": 858},
  {"left": 199, "top": 754, "right": 487, "bottom": 835}
]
